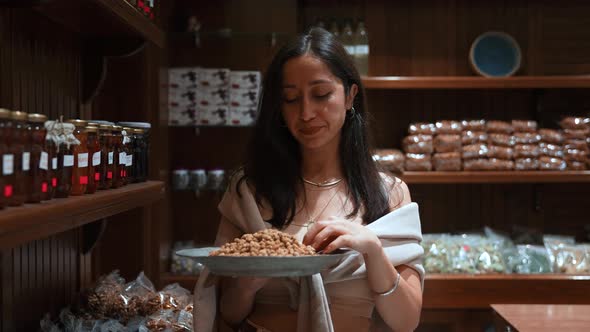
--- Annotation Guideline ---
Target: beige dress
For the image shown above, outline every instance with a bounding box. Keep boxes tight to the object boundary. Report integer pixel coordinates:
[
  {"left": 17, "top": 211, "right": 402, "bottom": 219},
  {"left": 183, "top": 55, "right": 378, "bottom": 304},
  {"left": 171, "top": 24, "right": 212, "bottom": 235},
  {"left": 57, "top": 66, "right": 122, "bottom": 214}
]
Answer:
[{"left": 215, "top": 175, "right": 403, "bottom": 332}]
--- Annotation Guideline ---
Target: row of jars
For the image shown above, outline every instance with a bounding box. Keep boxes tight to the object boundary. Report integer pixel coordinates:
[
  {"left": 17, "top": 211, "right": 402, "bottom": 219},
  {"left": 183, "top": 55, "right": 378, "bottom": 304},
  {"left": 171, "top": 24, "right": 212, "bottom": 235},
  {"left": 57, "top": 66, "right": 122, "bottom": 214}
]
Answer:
[{"left": 0, "top": 109, "right": 150, "bottom": 209}]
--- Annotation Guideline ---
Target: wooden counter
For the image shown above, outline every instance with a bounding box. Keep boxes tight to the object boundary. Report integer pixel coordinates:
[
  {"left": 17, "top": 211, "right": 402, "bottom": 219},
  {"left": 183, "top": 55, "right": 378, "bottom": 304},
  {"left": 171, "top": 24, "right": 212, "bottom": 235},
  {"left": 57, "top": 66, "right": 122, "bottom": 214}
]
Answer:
[{"left": 492, "top": 304, "right": 590, "bottom": 332}]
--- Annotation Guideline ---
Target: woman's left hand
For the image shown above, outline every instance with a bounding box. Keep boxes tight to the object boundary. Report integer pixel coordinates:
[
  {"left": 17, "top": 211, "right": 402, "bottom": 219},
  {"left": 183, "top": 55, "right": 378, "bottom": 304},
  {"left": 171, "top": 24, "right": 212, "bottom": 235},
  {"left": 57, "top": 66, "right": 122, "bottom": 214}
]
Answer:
[{"left": 302, "top": 217, "right": 381, "bottom": 255}]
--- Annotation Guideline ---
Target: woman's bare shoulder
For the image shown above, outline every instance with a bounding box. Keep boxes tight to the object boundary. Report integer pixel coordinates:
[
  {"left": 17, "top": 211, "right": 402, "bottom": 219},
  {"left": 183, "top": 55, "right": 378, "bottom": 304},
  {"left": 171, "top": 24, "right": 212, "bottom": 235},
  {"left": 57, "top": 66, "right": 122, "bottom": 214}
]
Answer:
[{"left": 379, "top": 172, "right": 411, "bottom": 210}]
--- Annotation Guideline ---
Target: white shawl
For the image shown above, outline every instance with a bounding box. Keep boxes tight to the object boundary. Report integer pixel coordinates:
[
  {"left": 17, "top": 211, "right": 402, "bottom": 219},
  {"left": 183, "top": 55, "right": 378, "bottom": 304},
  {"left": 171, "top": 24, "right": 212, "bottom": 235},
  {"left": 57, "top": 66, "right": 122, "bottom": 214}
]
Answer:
[{"left": 193, "top": 184, "right": 424, "bottom": 332}]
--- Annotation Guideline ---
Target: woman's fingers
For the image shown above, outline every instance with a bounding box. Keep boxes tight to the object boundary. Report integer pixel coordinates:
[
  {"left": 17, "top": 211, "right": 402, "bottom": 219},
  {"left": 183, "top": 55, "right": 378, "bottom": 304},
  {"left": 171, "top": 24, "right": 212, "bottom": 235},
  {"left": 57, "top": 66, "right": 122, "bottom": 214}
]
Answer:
[{"left": 322, "top": 235, "right": 352, "bottom": 254}]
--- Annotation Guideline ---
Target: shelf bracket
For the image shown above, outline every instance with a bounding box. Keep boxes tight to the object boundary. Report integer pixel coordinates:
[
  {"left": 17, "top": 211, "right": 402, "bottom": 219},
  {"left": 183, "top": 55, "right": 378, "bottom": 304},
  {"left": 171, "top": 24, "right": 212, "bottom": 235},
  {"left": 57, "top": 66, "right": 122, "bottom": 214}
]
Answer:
[
  {"left": 82, "top": 218, "right": 108, "bottom": 254},
  {"left": 81, "top": 37, "right": 146, "bottom": 105}
]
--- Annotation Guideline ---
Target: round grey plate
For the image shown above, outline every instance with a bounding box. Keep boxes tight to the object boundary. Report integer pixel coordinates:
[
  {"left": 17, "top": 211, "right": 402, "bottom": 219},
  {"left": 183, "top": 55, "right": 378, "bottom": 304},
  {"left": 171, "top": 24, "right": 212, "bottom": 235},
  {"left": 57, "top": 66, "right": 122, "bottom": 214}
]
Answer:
[{"left": 175, "top": 247, "right": 348, "bottom": 277}]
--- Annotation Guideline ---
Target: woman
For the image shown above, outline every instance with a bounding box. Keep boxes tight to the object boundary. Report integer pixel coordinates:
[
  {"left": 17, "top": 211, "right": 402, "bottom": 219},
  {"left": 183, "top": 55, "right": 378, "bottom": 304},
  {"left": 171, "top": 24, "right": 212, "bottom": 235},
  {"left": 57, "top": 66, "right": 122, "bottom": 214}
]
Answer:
[{"left": 208, "top": 27, "right": 424, "bottom": 332}]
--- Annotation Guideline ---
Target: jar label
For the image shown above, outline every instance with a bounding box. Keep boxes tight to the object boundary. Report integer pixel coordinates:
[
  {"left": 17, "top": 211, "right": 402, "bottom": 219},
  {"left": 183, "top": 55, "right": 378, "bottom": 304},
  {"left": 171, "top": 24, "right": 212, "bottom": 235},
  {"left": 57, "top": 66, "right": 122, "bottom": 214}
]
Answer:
[
  {"left": 42, "top": 182, "right": 48, "bottom": 193},
  {"left": 119, "top": 152, "right": 126, "bottom": 165},
  {"left": 4, "top": 185, "right": 13, "bottom": 198},
  {"left": 52, "top": 157, "right": 58, "bottom": 170},
  {"left": 40, "top": 152, "right": 49, "bottom": 170},
  {"left": 108, "top": 152, "right": 114, "bottom": 165},
  {"left": 3, "top": 154, "right": 14, "bottom": 175},
  {"left": 126, "top": 155, "right": 133, "bottom": 166},
  {"left": 92, "top": 151, "right": 101, "bottom": 166},
  {"left": 78, "top": 153, "right": 89, "bottom": 168},
  {"left": 64, "top": 155, "right": 74, "bottom": 167},
  {"left": 22, "top": 152, "right": 31, "bottom": 171}
]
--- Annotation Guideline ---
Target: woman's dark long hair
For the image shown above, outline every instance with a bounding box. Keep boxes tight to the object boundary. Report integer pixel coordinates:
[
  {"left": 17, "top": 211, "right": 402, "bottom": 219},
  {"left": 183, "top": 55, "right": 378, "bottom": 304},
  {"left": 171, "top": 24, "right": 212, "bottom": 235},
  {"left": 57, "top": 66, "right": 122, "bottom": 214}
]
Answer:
[{"left": 237, "top": 27, "right": 390, "bottom": 228}]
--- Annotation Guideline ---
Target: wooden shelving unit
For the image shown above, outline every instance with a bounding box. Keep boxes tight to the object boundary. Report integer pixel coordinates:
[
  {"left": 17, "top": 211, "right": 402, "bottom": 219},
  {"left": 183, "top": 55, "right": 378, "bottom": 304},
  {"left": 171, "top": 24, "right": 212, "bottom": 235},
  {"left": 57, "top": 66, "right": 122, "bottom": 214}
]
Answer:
[
  {"left": 0, "top": 181, "right": 165, "bottom": 250},
  {"left": 424, "top": 274, "right": 590, "bottom": 309},
  {"left": 159, "top": 272, "right": 590, "bottom": 309},
  {"left": 399, "top": 171, "right": 590, "bottom": 184},
  {"left": 362, "top": 76, "right": 590, "bottom": 89},
  {"left": 31, "top": 0, "right": 165, "bottom": 47}
]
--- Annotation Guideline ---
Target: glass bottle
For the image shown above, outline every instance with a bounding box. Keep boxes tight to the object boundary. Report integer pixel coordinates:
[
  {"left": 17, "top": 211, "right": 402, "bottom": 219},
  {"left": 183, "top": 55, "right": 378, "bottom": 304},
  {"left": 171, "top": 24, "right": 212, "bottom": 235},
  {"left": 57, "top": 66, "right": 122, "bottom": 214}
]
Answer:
[
  {"left": 26, "top": 113, "right": 48, "bottom": 203},
  {"left": 7, "top": 111, "right": 29, "bottom": 206},
  {"left": 86, "top": 124, "right": 100, "bottom": 194},
  {"left": 55, "top": 122, "right": 79, "bottom": 198},
  {"left": 111, "top": 126, "right": 124, "bottom": 188},
  {"left": 341, "top": 19, "right": 355, "bottom": 57},
  {"left": 0, "top": 108, "right": 11, "bottom": 208},
  {"left": 67, "top": 119, "right": 89, "bottom": 195},
  {"left": 353, "top": 19, "right": 369, "bottom": 76},
  {"left": 122, "top": 127, "right": 134, "bottom": 184},
  {"left": 44, "top": 120, "right": 59, "bottom": 200},
  {"left": 98, "top": 124, "right": 113, "bottom": 190}
]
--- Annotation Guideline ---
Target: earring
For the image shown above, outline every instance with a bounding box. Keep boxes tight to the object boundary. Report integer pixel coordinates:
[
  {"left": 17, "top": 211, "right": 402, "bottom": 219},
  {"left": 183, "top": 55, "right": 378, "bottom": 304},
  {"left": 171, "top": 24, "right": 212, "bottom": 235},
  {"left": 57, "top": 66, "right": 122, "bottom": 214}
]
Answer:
[{"left": 348, "top": 106, "right": 357, "bottom": 117}]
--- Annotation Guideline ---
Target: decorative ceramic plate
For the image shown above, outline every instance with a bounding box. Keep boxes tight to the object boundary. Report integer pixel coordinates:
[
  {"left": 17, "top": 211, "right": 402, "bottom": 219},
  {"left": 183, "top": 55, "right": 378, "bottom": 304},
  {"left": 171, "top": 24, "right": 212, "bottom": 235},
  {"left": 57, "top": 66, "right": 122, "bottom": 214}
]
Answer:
[
  {"left": 469, "top": 31, "right": 522, "bottom": 77},
  {"left": 175, "top": 247, "right": 349, "bottom": 277}
]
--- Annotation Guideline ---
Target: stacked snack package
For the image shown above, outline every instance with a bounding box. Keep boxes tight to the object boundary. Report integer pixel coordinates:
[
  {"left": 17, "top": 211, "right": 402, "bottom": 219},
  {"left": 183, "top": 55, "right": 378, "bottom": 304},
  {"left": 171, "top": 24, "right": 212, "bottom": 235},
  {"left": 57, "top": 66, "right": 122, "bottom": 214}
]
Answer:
[
  {"left": 40, "top": 271, "right": 193, "bottom": 332},
  {"left": 372, "top": 149, "right": 405, "bottom": 174},
  {"left": 461, "top": 119, "right": 488, "bottom": 171},
  {"left": 228, "top": 71, "right": 261, "bottom": 126},
  {"left": 168, "top": 68, "right": 198, "bottom": 126},
  {"left": 403, "top": 123, "right": 434, "bottom": 171},
  {"left": 559, "top": 116, "right": 589, "bottom": 170},
  {"left": 197, "top": 68, "right": 230, "bottom": 126},
  {"left": 432, "top": 121, "right": 462, "bottom": 171},
  {"left": 483, "top": 120, "right": 515, "bottom": 171},
  {"left": 538, "top": 127, "right": 566, "bottom": 171},
  {"left": 512, "top": 120, "right": 541, "bottom": 170}
]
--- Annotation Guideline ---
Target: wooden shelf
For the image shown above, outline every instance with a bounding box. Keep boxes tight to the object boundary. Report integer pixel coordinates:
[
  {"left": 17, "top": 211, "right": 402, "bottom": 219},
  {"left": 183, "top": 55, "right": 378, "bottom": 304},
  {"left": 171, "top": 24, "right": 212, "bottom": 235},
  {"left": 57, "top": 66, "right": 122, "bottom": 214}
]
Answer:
[
  {"left": 31, "top": 0, "right": 165, "bottom": 48},
  {"left": 0, "top": 181, "right": 165, "bottom": 250},
  {"left": 399, "top": 171, "right": 590, "bottom": 184},
  {"left": 161, "top": 272, "right": 590, "bottom": 309},
  {"left": 425, "top": 274, "right": 590, "bottom": 309},
  {"left": 362, "top": 76, "right": 590, "bottom": 89}
]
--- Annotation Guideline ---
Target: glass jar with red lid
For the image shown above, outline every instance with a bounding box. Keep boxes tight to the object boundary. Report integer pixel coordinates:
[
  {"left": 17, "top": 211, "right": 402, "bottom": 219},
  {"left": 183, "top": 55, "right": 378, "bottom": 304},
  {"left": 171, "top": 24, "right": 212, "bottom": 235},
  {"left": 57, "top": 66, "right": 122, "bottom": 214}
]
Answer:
[
  {"left": 55, "top": 122, "right": 79, "bottom": 198},
  {"left": 85, "top": 124, "right": 100, "bottom": 194},
  {"left": 6, "top": 111, "right": 29, "bottom": 206},
  {"left": 111, "top": 126, "right": 124, "bottom": 188},
  {"left": 0, "top": 108, "right": 11, "bottom": 208},
  {"left": 67, "top": 119, "right": 89, "bottom": 195},
  {"left": 98, "top": 124, "right": 113, "bottom": 189},
  {"left": 26, "top": 113, "right": 48, "bottom": 203}
]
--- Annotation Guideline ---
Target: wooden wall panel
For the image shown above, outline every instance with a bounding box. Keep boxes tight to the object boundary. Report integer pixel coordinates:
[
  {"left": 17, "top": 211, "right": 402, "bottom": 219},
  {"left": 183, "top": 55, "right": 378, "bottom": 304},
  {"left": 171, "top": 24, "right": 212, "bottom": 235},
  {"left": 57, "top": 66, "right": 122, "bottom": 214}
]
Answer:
[
  {"left": 0, "top": 8, "right": 82, "bottom": 332},
  {"left": 0, "top": 8, "right": 80, "bottom": 119},
  {"left": 1, "top": 231, "right": 80, "bottom": 332}
]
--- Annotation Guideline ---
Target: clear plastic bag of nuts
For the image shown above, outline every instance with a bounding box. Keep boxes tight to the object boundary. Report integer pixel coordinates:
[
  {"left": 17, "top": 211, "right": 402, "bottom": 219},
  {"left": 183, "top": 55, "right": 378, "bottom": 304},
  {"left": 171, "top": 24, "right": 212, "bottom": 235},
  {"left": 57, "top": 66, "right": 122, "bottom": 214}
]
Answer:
[
  {"left": 434, "top": 134, "right": 461, "bottom": 153},
  {"left": 486, "top": 120, "right": 513, "bottom": 134},
  {"left": 432, "top": 152, "right": 461, "bottom": 171},
  {"left": 435, "top": 120, "right": 463, "bottom": 134},
  {"left": 402, "top": 135, "right": 433, "bottom": 154},
  {"left": 404, "top": 153, "right": 432, "bottom": 171},
  {"left": 461, "top": 119, "right": 486, "bottom": 131},
  {"left": 462, "top": 131, "right": 488, "bottom": 145},
  {"left": 512, "top": 120, "right": 538, "bottom": 132},
  {"left": 408, "top": 122, "right": 437, "bottom": 135},
  {"left": 372, "top": 149, "right": 405, "bottom": 173},
  {"left": 559, "top": 116, "right": 590, "bottom": 130},
  {"left": 539, "top": 129, "right": 565, "bottom": 145}
]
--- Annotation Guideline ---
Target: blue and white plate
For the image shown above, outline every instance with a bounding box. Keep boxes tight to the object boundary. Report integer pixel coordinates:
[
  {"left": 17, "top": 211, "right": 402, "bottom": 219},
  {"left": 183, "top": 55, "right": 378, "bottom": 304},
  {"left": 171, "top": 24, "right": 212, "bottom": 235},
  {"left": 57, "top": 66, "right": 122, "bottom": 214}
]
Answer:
[{"left": 469, "top": 31, "right": 522, "bottom": 77}]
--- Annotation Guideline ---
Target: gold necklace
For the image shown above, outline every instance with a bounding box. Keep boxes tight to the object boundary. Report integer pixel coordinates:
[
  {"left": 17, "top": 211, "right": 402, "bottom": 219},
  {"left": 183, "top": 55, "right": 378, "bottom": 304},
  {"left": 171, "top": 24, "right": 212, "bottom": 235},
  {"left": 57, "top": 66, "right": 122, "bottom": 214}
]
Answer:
[
  {"left": 302, "top": 177, "right": 343, "bottom": 188},
  {"left": 292, "top": 185, "right": 340, "bottom": 229}
]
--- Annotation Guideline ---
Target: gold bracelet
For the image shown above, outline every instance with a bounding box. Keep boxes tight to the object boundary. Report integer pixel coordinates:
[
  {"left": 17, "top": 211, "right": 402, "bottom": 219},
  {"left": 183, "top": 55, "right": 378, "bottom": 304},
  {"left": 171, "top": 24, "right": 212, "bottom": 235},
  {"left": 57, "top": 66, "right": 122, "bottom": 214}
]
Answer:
[{"left": 374, "top": 272, "right": 401, "bottom": 297}]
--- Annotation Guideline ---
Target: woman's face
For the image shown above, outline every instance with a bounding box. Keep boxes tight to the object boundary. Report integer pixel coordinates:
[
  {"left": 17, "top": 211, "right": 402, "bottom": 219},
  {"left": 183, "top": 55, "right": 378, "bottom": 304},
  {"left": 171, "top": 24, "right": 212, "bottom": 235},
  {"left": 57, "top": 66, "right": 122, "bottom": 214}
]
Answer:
[{"left": 281, "top": 54, "right": 357, "bottom": 152}]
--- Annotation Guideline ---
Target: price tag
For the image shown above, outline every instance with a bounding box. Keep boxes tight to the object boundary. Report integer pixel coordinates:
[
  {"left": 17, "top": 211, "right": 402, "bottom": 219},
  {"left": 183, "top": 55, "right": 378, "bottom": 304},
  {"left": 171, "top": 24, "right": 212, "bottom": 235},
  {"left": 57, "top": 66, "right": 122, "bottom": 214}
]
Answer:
[
  {"left": 22, "top": 152, "right": 30, "bottom": 171},
  {"left": 40, "top": 152, "right": 49, "bottom": 170},
  {"left": 3, "top": 154, "right": 14, "bottom": 175},
  {"left": 78, "top": 153, "right": 89, "bottom": 168},
  {"left": 64, "top": 155, "right": 74, "bottom": 167},
  {"left": 92, "top": 151, "right": 101, "bottom": 166}
]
